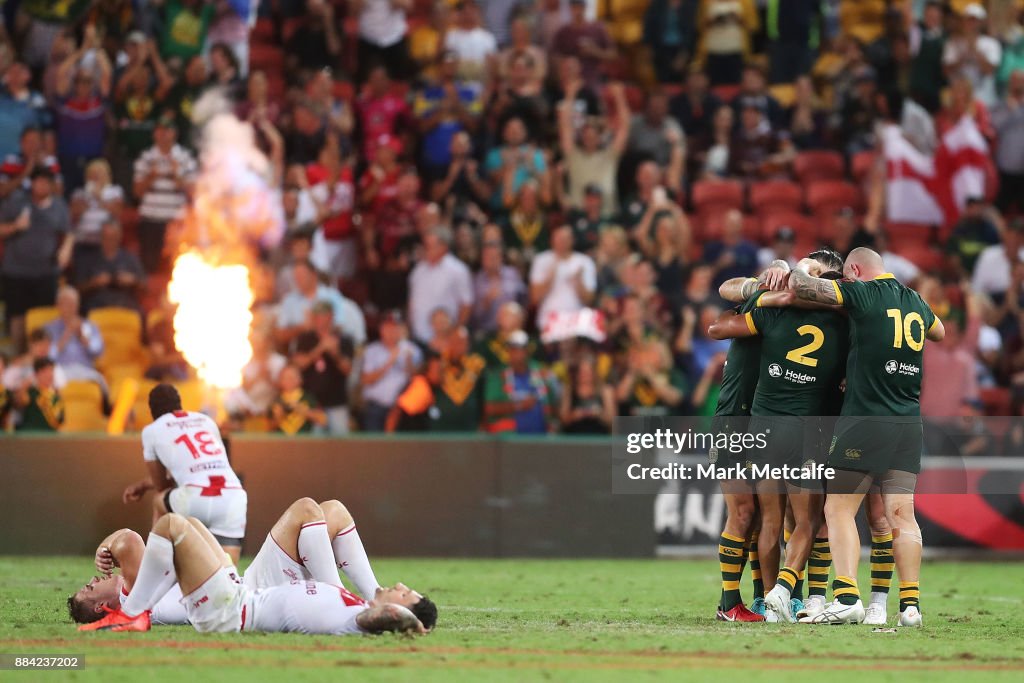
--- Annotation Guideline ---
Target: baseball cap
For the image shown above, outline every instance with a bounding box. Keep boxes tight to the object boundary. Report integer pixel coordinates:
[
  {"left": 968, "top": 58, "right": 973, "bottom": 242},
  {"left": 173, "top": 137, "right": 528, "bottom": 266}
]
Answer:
[
  {"left": 505, "top": 330, "right": 530, "bottom": 348},
  {"left": 963, "top": 3, "right": 987, "bottom": 20},
  {"left": 774, "top": 226, "right": 796, "bottom": 243},
  {"left": 155, "top": 111, "right": 177, "bottom": 129}
]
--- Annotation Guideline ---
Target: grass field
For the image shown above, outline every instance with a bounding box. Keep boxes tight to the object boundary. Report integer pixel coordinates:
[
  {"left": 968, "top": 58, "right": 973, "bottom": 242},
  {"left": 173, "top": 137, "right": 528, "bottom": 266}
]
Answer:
[{"left": 1, "top": 556, "right": 1023, "bottom": 681}]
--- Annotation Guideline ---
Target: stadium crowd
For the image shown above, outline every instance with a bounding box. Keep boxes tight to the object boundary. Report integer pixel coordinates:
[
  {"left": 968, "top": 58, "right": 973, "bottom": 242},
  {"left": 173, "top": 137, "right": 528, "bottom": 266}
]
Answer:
[{"left": 1, "top": 0, "right": 1023, "bottom": 442}]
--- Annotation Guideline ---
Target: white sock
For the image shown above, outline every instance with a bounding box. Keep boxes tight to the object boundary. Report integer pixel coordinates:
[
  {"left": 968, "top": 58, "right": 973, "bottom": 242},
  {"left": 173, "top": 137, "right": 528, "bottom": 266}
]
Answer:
[
  {"left": 297, "top": 521, "right": 341, "bottom": 586},
  {"left": 332, "top": 524, "right": 380, "bottom": 598},
  {"left": 870, "top": 591, "right": 888, "bottom": 606},
  {"left": 122, "top": 534, "right": 177, "bottom": 617}
]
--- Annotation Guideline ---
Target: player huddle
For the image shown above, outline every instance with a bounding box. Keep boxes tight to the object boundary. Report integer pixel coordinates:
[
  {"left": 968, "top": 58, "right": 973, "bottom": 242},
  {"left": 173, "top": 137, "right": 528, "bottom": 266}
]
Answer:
[
  {"left": 69, "top": 385, "right": 437, "bottom": 636},
  {"left": 706, "top": 247, "right": 943, "bottom": 626}
]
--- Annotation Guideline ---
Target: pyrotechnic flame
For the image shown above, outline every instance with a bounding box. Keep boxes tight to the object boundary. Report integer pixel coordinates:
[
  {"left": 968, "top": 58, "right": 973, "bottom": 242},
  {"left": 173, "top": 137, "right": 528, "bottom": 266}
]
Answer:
[
  {"left": 168, "top": 253, "right": 254, "bottom": 389},
  {"left": 167, "top": 89, "right": 283, "bottom": 390}
]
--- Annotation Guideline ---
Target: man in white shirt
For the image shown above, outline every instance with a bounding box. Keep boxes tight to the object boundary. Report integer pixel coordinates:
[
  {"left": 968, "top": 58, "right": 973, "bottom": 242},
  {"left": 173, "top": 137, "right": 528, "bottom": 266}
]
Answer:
[
  {"left": 360, "top": 310, "right": 422, "bottom": 431},
  {"left": 529, "top": 224, "right": 597, "bottom": 325},
  {"left": 943, "top": 4, "right": 1002, "bottom": 107},
  {"left": 444, "top": 1, "right": 497, "bottom": 83},
  {"left": 972, "top": 220, "right": 1024, "bottom": 298},
  {"left": 407, "top": 226, "right": 473, "bottom": 343},
  {"left": 354, "top": 0, "right": 413, "bottom": 81},
  {"left": 276, "top": 259, "right": 366, "bottom": 347}
]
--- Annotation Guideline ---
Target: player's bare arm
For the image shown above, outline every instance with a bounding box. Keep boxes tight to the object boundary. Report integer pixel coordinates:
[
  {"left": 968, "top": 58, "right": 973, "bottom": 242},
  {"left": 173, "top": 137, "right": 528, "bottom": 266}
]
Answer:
[
  {"left": 123, "top": 461, "right": 174, "bottom": 504},
  {"left": 788, "top": 265, "right": 840, "bottom": 305},
  {"left": 356, "top": 603, "right": 428, "bottom": 635},
  {"left": 719, "top": 260, "right": 791, "bottom": 302},
  {"left": 928, "top": 317, "right": 945, "bottom": 341},
  {"left": 95, "top": 529, "right": 144, "bottom": 584},
  {"left": 707, "top": 310, "right": 758, "bottom": 340}
]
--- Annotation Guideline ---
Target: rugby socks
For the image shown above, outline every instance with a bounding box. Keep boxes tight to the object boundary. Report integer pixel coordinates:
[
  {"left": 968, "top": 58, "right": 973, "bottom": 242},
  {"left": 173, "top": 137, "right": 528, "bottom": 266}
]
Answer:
[
  {"left": 297, "top": 521, "right": 342, "bottom": 586},
  {"left": 792, "top": 569, "right": 805, "bottom": 601},
  {"left": 122, "top": 534, "right": 177, "bottom": 617},
  {"left": 775, "top": 566, "right": 798, "bottom": 598},
  {"left": 807, "top": 537, "right": 831, "bottom": 598},
  {"left": 899, "top": 581, "right": 920, "bottom": 612},
  {"left": 870, "top": 532, "right": 895, "bottom": 605},
  {"left": 832, "top": 575, "right": 860, "bottom": 606},
  {"left": 718, "top": 532, "right": 746, "bottom": 611},
  {"left": 332, "top": 524, "right": 380, "bottom": 599},
  {"left": 748, "top": 531, "right": 764, "bottom": 600}
]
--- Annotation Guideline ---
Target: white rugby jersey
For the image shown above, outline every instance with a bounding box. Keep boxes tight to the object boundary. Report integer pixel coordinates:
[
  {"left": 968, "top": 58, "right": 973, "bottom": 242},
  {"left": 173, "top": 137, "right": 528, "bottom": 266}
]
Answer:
[
  {"left": 248, "top": 580, "right": 368, "bottom": 635},
  {"left": 142, "top": 411, "right": 241, "bottom": 491}
]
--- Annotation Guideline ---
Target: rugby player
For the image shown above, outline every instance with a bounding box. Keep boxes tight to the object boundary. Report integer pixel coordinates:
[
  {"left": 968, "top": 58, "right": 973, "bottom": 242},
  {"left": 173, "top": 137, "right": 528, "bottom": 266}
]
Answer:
[
  {"left": 77, "top": 508, "right": 435, "bottom": 635},
  {"left": 710, "top": 254, "right": 847, "bottom": 623},
  {"left": 786, "top": 247, "right": 943, "bottom": 626},
  {"left": 122, "top": 384, "right": 247, "bottom": 563}
]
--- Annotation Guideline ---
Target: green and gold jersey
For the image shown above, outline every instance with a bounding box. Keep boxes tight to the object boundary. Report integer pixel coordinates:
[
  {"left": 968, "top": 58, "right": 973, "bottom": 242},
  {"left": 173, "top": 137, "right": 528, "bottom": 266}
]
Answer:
[
  {"left": 714, "top": 291, "right": 766, "bottom": 417},
  {"left": 748, "top": 305, "right": 848, "bottom": 417},
  {"left": 831, "top": 274, "right": 938, "bottom": 416}
]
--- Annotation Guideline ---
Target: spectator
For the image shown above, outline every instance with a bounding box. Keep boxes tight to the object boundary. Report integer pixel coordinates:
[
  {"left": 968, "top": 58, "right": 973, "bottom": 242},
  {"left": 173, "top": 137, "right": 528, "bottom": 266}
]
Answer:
[
  {"left": 703, "top": 209, "right": 758, "bottom": 287},
  {"left": 757, "top": 226, "right": 798, "bottom": 270},
  {"left": 481, "top": 0, "right": 519, "bottom": 48},
  {"left": 483, "top": 329, "right": 558, "bottom": 433},
  {"left": 276, "top": 227, "right": 316, "bottom": 300},
  {"left": 943, "top": 3, "right": 1001, "bottom": 107},
  {"left": 475, "top": 300, "right": 535, "bottom": 368},
  {"left": 499, "top": 180, "right": 548, "bottom": 267},
  {"left": 620, "top": 160, "right": 669, "bottom": 228},
  {"left": 559, "top": 354, "right": 615, "bottom": 433},
  {"left": 565, "top": 184, "right": 613, "bottom": 254},
  {"left": 608, "top": 293, "right": 663, "bottom": 362},
  {"left": 292, "top": 300, "right": 356, "bottom": 435},
  {"left": 499, "top": 17, "right": 548, "bottom": 84},
  {"left": 270, "top": 364, "right": 328, "bottom": 435},
  {"left": 733, "top": 64, "right": 785, "bottom": 130},
  {"left": 444, "top": 0, "right": 497, "bottom": 84},
  {"left": 238, "top": 70, "right": 281, "bottom": 129},
  {"left": 909, "top": 0, "right": 947, "bottom": 113},
  {"left": 355, "top": 0, "right": 413, "bottom": 83},
  {"left": 0, "top": 127, "right": 62, "bottom": 199},
  {"left": 545, "top": 54, "right": 603, "bottom": 130},
  {"left": 594, "top": 224, "right": 631, "bottom": 293},
  {"left": 414, "top": 50, "right": 482, "bottom": 179},
  {"left": 486, "top": 50, "right": 548, "bottom": 142},
  {"left": 765, "top": 0, "right": 819, "bottom": 84},
  {"left": 208, "top": 43, "right": 243, "bottom": 96},
  {"left": 698, "top": 0, "right": 756, "bottom": 86},
  {"left": 552, "top": 0, "right": 615, "bottom": 89},
  {"left": 286, "top": 0, "right": 341, "bottom": 74},
  {"left": 276, "top": 259, "right": 365, "bottom": 347},
  {"left": 53, "top": 27, "right": 111, "bottom": 192},
  {"left": 627, "top": 90, "right": 686, "bottom": 179},
  {"left": 839, "top": 67, "right": 882, "bottom": 155},
  {"left": 730, "top": 99, "right": 794, "bottom": 180},
  {"left": 875, "top": 230, "right": 922, "bottom": 284},
  {"left": 785, "top": 75, "right": 829, "bottom": 150},
  {"left": 472, "top": 239, "right": 527, "bottom": 333},
  {"left": 385, "top": 351, "right": 442, "bottom": 432},
  {"left": 935, "top": 76, "right": 994, "bottom": 142},
  {"left": 409, "top": 1, "right": 452, "bottom": 80},
  {"left": 431, "top": 326, "right": 487, "bottom": 431},
  {"left": 992, "top": 70, "right": 1024, "bottom": 214},
  {"left": 828, "top": 206, "right": 877, "bottom": 256},
  {"left": 634, "top": 202, "right": 691, "bottom": 306},
  {"left": 408, "top": 225, "right": 474, "bottom": 344},
  {"left": 132, "top": 114, "right": 197, "bottom": 274},
  {"left": 356, "top": 66, "right": 413, "bottom": 161},
  {"left": 74, "top": 219, "right": 144, "bottom": 313},
  {"left": 615, "top": 338, "right": 686, "bottom": 417},
  {"left": 558, "top": 81, "right": 628, "bottom": 214},
  {"left": 14, "top": 358, "right": 63, "bottom": 432},
  {"left": 670, "top": 68, "right": 721, "bottom": 143},
  {"left": 307, "top": 136, "right": 358, "bottom": 282},
  {"left": 2, "top": 328, "right": 68, "bottom": 392},
  {"left": 43, "top": 285, "right": 106, "bottom": 388},
  {"left": 429, "top": 131, "right": 491, "bottom": 208},
  {"left": 922, "top": 289, "right": 981, "bottom": 418},
  {"left": 224, "top": 331, "right": 287, "bottom": 424},
  {"left": 530, "top": 224, "right": 597, "bottom": 325},
  {"left": 160, "top": 0, "right": 215, "bottom": 63},
  {"left": 692, "top": 104, "right": 735, "bottom": 179},
  {"left": 972, "top": 219, "right": 1024, "bottom": 300},
  {"left": 69, "top": 159, "right": 124, "bottom": 253},
  {"left": 485, "top": 116, "right": 551, "bottom": 211},
  {"left": 0, "top": 62, "right": 49, "bottom": 158},
  {"left": 361, "top": 310, "right": 423, "bottom": 431},
  {"left": 643, "top": 0, "right": 698, "bottom": 84},
  {"left": 0, "top": 166, "right": 72, "bottom": 351},
  {"left": 946, "top": 198, "right": 1002, "bottom": 277}
]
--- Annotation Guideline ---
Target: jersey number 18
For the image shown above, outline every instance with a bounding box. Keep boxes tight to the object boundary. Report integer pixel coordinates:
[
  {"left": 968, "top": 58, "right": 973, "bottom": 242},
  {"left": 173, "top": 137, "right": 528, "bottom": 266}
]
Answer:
[{"left": 174, "top": 431, "right": 223, "bottom": 459}]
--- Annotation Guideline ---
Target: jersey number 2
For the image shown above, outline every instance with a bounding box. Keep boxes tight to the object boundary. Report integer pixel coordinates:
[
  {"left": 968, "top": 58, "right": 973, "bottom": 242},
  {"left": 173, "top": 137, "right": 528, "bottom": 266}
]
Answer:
[
  {"left": 786, "top": 325, "right": 824, "bottom": 367},
  {"left": 174, "top": 432, "right": 223, "bottom": 459},
  {"left": 886, "top": 309, "right": 925, "bottom": 351}
]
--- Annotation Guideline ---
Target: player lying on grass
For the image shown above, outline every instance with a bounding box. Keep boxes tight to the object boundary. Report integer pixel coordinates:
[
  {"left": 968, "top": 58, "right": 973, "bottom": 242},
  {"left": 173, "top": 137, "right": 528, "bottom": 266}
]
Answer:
[
  {"left": 68, "top": 498, "right": 401, "bottom": 628},
  {"left": 76, "top": 509, "right": 436, "bottom": 635}
]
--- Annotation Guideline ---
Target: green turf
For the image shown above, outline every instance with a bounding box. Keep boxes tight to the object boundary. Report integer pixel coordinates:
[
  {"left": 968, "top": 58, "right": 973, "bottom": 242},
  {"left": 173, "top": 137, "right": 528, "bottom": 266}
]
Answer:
[{"left": 1, "top": 556, "right": 1023, "bottom": 681}]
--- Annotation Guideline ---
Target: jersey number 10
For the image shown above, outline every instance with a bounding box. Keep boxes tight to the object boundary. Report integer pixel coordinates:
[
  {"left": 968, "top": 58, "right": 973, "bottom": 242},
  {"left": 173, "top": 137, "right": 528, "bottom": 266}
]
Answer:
[
  {"left": 886, "top": 309, "right": 925, "bottom": 351},
  {"left": 174, "top": 431, "right": 223, "bottom": 459}
]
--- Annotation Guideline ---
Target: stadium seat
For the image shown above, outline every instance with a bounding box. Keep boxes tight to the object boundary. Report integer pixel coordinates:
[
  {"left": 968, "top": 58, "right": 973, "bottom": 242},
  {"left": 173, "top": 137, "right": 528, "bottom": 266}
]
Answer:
[
  {"left": 851, "top": 151, "right": 876, "bottom": 183},
  {"left": 26, "top": 306, "right": 58, "bottom": 335},
  {"left": 768, "top": 83, "right": 796, "bottom": 108},
  {"left": 805, "top": 180, "right": 863, "bottom": 216},
  {"left": 89, "top": 307, "right": 145, "bottom": 385},
  {"left": 174, "top": 379, "right": 207, "bottom": 412},
  {"left": 979, "top": 387, "right": 1011, "bottom": 418},
  {"left": 899, "top": 245, "right": 944, "bottom": 273},
  {"left": 691, "top": 180, "right": 744, "bottom": 214},
  {"left": 61, "top": 381, "right": 106, "bottom": 433},
  {"left": 749, "top": 180, "right": 803, "bottom": 215},
  {"left": 711, "top": 84, "right": 741, "bottom": 103},
  {"left": 249, "top": 44, "right": 285, "bottom": 73},
  {"left": 794, "top": 150, "right": 846, "bottom": 183},
  {"left": 886, "top": 223, "right": 935, "bottom": 250}
]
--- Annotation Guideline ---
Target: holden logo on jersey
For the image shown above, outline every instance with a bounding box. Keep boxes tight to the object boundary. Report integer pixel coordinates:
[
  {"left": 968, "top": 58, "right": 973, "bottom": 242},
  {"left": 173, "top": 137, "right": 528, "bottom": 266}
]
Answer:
[
  {"left": 884, "top": 360, "right": 921, "bottom": 377},
  {"left": 885, "top": 360, "right": 898, "bottom": 375},
  {"left": 769, "top": 363, "right": 783, "bottom": 378}
]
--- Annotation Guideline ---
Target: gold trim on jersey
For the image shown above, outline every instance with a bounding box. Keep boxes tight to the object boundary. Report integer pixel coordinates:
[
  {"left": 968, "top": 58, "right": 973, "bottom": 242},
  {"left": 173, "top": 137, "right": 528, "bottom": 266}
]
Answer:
[
  {"left": 744, "top": 312, "right": 758, "bottom": 335},
  {"left": 831, "top": 279, "right": 844, "bottom": 305},
  {"left": 873, "top": 273, "right": 896, "bottom": 280}
]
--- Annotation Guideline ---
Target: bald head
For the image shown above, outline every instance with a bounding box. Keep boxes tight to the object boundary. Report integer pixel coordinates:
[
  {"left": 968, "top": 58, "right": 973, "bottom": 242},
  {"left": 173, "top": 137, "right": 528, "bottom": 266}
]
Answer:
[{"left": 844, "top": 247, "right": 886, "bottom": 281}]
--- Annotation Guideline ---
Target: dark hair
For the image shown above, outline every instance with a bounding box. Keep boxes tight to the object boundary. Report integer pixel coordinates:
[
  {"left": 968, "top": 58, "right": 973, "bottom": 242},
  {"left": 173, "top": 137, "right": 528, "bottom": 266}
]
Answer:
[
  {"left": 148, "top": 383, "right": 182, "bottom": 420},
  {"left": 67, "top": 593, "right": 100, "bottom": 624},
  {"left": 210, "top": 42, "right": 240, "bottom": 72},
  {"left": 29, "top": 328, "right": 51, "bottom": 343},
  {"left": 33, "top": 357, "right": 54, "bottom": 373},
  {"left": 820, "top": 270, "right": 844, "bottom": 281},
  {"left": 411, "top": 595, "right": 438, "bottom": 631},
  {"left": 807, "top": 248, "right": 844, "bottom": 273}
]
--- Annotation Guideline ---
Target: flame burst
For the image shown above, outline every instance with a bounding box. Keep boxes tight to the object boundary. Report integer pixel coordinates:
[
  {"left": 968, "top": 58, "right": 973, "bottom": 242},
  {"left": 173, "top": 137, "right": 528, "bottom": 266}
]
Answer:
[{"left": 168, "top": 253, "right": 254, "bottom": 389}]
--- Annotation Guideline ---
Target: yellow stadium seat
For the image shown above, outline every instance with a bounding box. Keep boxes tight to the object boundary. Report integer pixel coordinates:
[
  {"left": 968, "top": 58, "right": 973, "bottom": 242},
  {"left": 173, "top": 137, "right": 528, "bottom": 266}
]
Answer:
[
  {"left": 61, "top": 381, "right": 107, "bottom": 433},
  {"left": 129, "top": 379, "right": 158, "bottom": 431},
  {"left": 89, "top": 307, "right": 145, "bottom": 378},
  {"left": 26, "top": 306, "right": 59, "bottom": 335},
  {"left": 174, "top": 379, "right": 207, "bottom": 412},
  {"left": 242, "top": 415, "right": 271, "bottom": 433}
]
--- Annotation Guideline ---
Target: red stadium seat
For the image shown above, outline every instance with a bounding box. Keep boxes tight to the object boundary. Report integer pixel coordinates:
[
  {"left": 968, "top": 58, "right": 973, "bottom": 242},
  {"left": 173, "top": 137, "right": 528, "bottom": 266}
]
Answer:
[
  {"left": 251, "top": 18, "right": 276, "bottom": 45},
  {"left": 851, "top": 151, "right": 876, "bottom": 183},
  {"left": 980, "top": 387, "right": 1012, "bottom": 417},
  {"left": 805, "top": 180, "right": 863, "bottom": 215},
  {"left": 691, "top": 180, "right": 744, "bottom": 214},
  {"left": 759, "top": 212, "right": 815, "bottom": 243},
  {"left": 899, "top": 245, "right": 944, "bottom": 273},
  {"left": 885, "top": 222, "right": 934, "bottom": 250},
  {"left": 249, "top": 44, "right": 284, "bottom": 74},
  {"left": 749, "top": 180, "right": 803, "bottom": 215},
  {"left": 794, "top": 150, "right": 846, "bottom": 183},
  {"left": 711, "top": 84, "right": 741, "bottom": 103}
]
